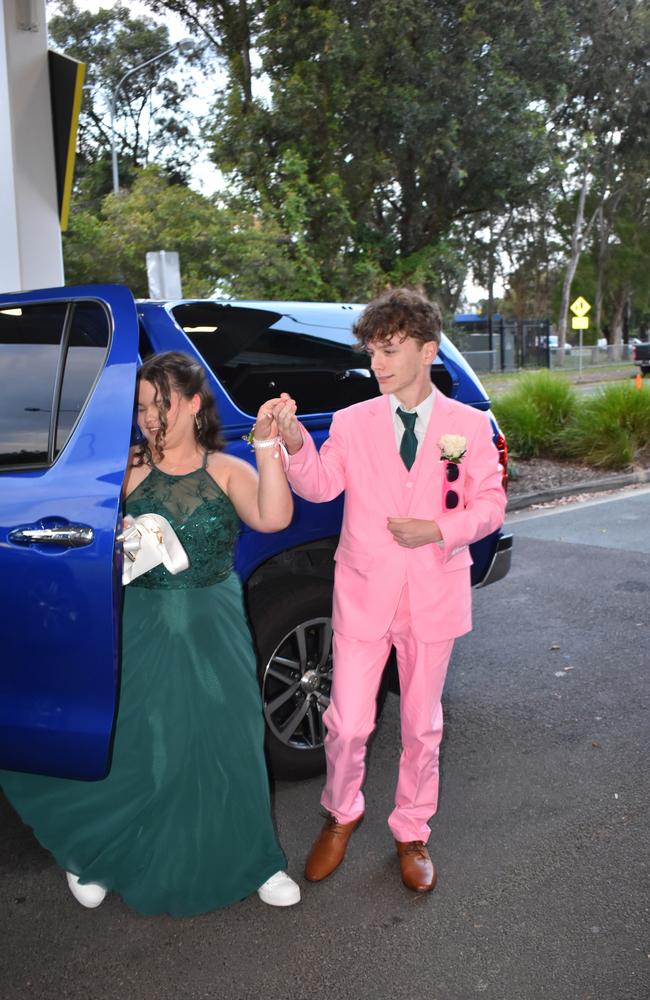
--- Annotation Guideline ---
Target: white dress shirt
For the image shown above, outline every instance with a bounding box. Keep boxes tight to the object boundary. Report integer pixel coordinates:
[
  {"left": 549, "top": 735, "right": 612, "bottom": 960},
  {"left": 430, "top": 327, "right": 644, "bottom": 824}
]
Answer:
[{"left": 389, "top": 388, "right": 435, "bottom": 454}]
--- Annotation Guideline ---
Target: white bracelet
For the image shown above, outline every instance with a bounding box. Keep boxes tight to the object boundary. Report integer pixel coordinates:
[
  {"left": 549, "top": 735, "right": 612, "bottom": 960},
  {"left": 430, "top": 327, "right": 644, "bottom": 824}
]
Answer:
[{"left": 252, "top": 436, "right": 281, "bottom": 449}]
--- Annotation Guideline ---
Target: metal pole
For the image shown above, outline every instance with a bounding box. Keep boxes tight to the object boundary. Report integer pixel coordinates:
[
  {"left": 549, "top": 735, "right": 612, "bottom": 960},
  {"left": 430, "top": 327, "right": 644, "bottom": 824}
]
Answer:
[
  {"left": 578, "top": 327, "right": 583, "bottom": 380},
  {"left": 109, "top": 43, "right": 184, "bottom": 195}
]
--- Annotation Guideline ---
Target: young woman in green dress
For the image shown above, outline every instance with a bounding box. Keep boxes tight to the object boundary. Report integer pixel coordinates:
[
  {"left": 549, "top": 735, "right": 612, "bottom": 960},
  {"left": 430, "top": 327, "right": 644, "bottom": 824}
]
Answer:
[{"left": 0, "top": 351, "right": 300, "bottom": 914}]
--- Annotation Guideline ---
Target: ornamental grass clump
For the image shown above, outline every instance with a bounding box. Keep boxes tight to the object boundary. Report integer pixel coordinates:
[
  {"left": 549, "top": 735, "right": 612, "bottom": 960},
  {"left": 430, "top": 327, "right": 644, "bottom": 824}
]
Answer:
[
  {"left": 491, "top": 371, "right": 577, "bottom": 458},
  {"left": 559, "top": 383, "right": 650, "bottom": 469}
]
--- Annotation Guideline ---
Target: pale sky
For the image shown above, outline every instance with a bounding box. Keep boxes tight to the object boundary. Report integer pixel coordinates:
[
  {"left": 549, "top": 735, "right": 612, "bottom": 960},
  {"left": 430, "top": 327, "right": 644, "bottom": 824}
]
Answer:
[
  {"left": 68, "top": 0, "right": 181, "bottom": 33},
  {"left": 58, "top": 0, "right": 221, "bottom": 194}
]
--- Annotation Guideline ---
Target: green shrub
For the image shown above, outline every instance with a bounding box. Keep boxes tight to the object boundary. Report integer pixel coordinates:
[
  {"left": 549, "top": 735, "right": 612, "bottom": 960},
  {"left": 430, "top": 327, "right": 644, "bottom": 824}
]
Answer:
[
  {"left": 492, "top": 371, "right": 577, "bottom": 458},
  {"left": 558, "top": 384, "right": 650, "bottom": 469}
]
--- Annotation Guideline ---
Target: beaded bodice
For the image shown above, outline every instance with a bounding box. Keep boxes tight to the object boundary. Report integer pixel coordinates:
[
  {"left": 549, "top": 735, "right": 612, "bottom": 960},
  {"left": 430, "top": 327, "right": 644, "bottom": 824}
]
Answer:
[{"left": 124, "top": 458, "right": 240, "bottom": 589}]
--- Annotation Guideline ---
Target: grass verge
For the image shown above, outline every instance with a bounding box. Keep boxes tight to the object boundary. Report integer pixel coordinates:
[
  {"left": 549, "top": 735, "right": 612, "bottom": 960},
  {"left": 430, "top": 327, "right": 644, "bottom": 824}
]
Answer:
[
  {"left": 492, "top": 373, "right": 650, "bottom": 470},
  {"left": 491, "top": 371, "right": 577, "bottom": 458}
]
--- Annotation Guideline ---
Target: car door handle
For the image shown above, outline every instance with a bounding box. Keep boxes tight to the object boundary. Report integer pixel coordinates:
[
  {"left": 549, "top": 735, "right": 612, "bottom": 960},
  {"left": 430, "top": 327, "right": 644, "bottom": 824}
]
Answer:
[{"left": 8, "top": 524, "right": 94, "bottom": 548}]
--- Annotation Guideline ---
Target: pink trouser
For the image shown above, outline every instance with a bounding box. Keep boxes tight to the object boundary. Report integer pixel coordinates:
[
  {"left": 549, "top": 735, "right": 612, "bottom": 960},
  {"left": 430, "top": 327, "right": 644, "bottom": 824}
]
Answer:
[{"left": 321, "top": 584, "right": 454, "bottom": 843}]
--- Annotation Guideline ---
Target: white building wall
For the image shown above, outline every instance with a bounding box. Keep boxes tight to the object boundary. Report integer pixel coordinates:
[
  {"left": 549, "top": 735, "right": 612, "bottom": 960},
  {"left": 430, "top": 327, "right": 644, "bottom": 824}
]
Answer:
[{"left": 0, "top": 0, "right": 64, "bottom": 294}]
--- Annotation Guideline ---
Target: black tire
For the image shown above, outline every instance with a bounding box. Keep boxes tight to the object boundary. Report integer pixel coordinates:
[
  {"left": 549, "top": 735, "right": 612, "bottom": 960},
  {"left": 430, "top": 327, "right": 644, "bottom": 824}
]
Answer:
[
  {"left": 249, "top": 576, "right": 394, "bottom": 781},
  {"left": 249, "top": 577, "right": 333, "bottom": 780}
]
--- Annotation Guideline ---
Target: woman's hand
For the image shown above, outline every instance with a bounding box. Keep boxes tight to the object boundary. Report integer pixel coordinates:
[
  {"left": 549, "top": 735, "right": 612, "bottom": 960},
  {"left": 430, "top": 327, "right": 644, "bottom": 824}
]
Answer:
[{"left": 254, "top": 401, "right": 280, "bottom": 441}]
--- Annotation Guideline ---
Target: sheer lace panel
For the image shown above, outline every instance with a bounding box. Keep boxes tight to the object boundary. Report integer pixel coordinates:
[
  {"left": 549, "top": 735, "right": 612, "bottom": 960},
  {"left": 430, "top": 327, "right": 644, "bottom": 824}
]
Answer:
[{"left": 124, "top": 463, "right": 241, "bottom": 589}]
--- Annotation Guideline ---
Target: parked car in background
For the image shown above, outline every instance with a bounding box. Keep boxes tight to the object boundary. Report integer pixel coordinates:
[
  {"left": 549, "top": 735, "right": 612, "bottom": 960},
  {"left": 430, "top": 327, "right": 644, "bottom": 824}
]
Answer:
[
  {"left": 535, "top": 334, "right": 572, "bottom": 355},
  {"left": 632, "top": 341, "right": 650, "bottom": 376},
  {"left": 548, "top": 334, "right": 572, "bottom": 354},
  {"left": 0, "top": 286, "right": 512, "bottom": 783}
]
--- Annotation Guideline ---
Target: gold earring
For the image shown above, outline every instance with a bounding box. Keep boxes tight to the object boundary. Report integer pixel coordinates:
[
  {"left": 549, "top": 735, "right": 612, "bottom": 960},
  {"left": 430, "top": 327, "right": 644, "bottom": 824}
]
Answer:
[{"left": 194, "top": 411, "right": 202, "bottom": 431}]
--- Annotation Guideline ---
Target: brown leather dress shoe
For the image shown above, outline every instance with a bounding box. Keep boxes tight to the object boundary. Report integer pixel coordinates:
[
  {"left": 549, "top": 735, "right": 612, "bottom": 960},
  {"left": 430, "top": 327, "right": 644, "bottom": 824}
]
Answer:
[
  {"left": 304, "top": 814, "right": 363, "bottom": 882},
  {"left": 395, "top": 840, "right": 437, "bottom": 892}
]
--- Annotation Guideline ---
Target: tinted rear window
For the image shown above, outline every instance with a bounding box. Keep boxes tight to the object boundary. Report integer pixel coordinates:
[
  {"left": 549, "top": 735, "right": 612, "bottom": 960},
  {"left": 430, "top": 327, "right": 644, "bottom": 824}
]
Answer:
[
  {"left": 172, "top": 303, "right": 451, "bottom": 415},
  {"left": 0, "top": 300, "right": 109, "bottom": 469}
]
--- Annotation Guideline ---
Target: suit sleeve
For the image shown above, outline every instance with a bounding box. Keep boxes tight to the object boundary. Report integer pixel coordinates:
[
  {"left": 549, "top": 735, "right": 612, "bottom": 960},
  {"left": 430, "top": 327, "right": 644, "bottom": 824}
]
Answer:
[
  {"left": 436, "top": 411, "right": 506, "bottom": 560},
  {"left": 284, "top": 410, "right": 348, "bottom": 502}
]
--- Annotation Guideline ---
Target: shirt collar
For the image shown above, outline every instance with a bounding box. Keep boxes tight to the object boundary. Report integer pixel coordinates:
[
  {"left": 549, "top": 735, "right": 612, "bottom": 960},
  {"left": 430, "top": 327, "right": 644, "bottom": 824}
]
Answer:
[{"left": 390, "top": 386, "right": 435, "bottom": 420}]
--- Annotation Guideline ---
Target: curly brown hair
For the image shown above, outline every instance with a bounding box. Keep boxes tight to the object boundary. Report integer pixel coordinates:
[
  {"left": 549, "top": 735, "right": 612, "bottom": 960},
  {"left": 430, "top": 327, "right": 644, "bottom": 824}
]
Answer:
[
  {"left": 352, "top": 288, "right": 442, "bottom": 349},
  {"left": 133, "top": 351, "right": 224, "bottom": 466}
]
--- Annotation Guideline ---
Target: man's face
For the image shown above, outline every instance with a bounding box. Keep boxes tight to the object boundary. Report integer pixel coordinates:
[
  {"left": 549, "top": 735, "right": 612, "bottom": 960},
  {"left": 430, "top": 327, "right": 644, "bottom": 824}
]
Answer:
[{"left": 365, "top": 332, "right": 438, "bottom": 401}]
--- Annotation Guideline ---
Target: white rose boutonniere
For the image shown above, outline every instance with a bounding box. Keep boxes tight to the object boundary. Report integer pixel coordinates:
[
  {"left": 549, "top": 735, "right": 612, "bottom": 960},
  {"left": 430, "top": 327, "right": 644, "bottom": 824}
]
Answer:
[{"left": 438, "top": 434, "right": 467, "bottom": 464}]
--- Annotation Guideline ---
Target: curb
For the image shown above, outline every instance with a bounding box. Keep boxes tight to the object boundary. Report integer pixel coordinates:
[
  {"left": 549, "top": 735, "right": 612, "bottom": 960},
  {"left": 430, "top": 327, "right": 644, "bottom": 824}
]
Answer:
[{"left": 506, "top": 467, "right": 650, "bottom": 512}]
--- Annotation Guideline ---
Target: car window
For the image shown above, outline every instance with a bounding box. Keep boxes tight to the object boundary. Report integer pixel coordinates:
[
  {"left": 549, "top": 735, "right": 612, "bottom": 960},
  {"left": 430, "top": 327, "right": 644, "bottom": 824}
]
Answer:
[
  {"left": 138, "top": 320, "right": 154, "bottom": 360},
  {"left": 172, "top": 303, "right": 376, "bottom": 415},
  {"left": 0, "top": 299, "right": 110, "bottom": 470},
  {"left": 172, "top": 303, "right": 453, "bottom": 414}
]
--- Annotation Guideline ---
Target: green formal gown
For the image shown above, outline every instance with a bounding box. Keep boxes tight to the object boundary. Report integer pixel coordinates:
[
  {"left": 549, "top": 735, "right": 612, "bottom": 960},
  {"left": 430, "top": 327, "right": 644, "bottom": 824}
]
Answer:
[{"left": 0, "top": 458, "right": 286, "bottom": 915}]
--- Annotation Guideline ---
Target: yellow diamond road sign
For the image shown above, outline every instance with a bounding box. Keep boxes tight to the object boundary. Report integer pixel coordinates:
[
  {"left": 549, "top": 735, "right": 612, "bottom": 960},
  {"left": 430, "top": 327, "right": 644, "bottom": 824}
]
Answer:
[{"left": 570, "top": 296, "right": 591, "bottom": 317}]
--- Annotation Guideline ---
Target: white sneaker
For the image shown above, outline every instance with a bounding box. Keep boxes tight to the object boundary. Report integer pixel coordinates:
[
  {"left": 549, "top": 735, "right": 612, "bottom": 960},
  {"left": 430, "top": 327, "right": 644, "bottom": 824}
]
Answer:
[
  {"left": 257, "top": 870, "right": 301, "bottom": 907},
  {"left": 65, "top": 871, "right": 107, "bottom": 909}
]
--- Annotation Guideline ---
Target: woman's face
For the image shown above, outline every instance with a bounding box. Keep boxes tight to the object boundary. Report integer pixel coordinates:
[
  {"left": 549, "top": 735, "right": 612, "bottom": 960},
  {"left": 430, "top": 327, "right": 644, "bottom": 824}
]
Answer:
[{"left": 136, "top": 379, "right": 195, "bottom": 451}]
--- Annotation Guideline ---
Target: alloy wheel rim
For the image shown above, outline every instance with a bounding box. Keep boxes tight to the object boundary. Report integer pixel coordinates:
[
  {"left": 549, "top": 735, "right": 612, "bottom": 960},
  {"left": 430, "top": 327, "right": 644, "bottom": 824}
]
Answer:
[{"left": 261, "top": 616, "right": 332, "bottom": 750}]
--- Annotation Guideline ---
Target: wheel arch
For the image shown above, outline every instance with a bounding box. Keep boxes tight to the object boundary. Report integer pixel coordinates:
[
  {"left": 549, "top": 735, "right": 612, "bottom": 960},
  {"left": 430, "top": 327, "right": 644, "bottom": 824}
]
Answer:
[{"left": 244, "top": 537, "right": 337, "bottom": 609}]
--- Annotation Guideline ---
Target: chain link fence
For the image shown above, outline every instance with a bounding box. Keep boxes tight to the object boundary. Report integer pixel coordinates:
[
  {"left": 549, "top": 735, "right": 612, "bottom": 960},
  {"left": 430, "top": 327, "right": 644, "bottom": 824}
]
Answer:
[{"left": 450, "top": 316, "right": 637, "bottom": 372}]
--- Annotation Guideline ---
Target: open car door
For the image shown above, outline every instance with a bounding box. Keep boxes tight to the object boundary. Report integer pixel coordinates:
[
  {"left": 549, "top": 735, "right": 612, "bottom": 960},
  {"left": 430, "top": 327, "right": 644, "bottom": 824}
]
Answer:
[{"left": 0, "top": 285, "right": 139, "bottom": 779}]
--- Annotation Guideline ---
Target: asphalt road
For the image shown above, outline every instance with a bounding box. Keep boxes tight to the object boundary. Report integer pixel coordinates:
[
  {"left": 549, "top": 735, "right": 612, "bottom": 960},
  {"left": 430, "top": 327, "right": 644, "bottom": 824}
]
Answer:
[{"left": 1, "top": 488, "right": 649, "bottom": 1000}]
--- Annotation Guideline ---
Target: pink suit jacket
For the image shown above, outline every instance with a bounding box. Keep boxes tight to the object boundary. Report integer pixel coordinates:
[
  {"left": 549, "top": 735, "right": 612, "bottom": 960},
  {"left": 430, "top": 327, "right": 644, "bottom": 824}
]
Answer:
[{"left": 286, "top": 391, "right": 506, "bottom": 643}]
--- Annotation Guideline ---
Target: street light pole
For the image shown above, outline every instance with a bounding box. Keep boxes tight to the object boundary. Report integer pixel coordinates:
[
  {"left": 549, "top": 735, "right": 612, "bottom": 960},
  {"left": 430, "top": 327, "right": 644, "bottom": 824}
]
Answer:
[{"left": 109, "top": 42, "right": 185, "bottom": 195}]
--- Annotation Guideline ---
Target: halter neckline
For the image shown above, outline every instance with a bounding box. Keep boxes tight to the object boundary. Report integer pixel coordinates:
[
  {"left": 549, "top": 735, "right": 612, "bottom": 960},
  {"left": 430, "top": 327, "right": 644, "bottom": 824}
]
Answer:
[{"left": 151, "top": 450, "right": 209, "bottom": 478}]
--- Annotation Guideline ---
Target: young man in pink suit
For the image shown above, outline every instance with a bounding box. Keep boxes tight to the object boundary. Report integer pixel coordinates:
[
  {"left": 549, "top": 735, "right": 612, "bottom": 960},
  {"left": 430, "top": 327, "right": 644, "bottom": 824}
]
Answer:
[{"left": 269, "top": 288, "right": 507, "bottom": 892}]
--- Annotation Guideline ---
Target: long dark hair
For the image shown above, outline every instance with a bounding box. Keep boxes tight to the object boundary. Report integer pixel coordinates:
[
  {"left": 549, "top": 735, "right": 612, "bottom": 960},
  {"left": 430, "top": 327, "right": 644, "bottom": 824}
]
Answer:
[{"left": 134, "top": 351, "right": 225, "bottom": 466}]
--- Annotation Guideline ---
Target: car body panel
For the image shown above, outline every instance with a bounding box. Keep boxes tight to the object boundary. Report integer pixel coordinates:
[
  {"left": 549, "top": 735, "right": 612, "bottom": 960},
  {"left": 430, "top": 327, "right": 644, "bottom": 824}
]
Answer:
[
  {"left": 1, "top": 288, "right": 510, "bottom": 781},
  {"left": 0, "top": 285, "right": 139, "bottom": 779}
]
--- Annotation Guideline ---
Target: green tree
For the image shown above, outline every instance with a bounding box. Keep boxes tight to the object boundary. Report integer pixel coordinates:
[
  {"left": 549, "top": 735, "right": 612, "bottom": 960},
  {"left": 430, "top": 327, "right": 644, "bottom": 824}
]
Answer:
[
  {"left": 47, "top": 0, "right": 205, "bottom": 204},
  {"left": 146, "top": 0, "right": 572, "bottom": 299},
  {"left": 62, "top": 166, "right": 336, "bottom": 300},
  {"left": 550, "top": 0, "right": 650, "bottom": 356}
]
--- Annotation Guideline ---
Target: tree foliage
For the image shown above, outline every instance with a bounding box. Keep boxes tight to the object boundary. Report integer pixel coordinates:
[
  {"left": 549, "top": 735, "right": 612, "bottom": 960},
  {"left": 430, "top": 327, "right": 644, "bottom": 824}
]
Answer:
[
  {"left": 62, "top": 167, "right": 336, "bottom": 300},
  {"left": 201, "top": 0, "right": 572, "bottom": 299},
  {"left": 47, "top": 0, "right": 205, "bottom": 203},
  {"left": 52, "top": 0, "right": 650, "bottom": 336}
]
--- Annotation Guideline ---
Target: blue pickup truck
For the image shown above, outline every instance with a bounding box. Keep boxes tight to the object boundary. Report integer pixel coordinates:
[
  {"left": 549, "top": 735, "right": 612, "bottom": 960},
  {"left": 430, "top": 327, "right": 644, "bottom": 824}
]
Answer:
[{"left": 0, "top": 285, "right": 512, "bottom": 782}]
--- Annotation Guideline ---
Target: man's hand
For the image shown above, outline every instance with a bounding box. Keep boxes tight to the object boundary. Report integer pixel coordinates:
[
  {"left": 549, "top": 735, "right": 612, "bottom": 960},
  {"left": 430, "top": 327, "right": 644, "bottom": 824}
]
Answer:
[
  {"left": 387, "top": 517, "right": 443, "bottom": 548},
  {"left": 271, "top": 393, "right": 304, "bottom": 455}
]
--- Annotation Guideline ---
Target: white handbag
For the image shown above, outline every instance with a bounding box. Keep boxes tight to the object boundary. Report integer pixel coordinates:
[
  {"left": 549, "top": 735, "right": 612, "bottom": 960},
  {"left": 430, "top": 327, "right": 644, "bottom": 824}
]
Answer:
[{"left": 119, "top": 513, "right": 190, "bottom": 586}]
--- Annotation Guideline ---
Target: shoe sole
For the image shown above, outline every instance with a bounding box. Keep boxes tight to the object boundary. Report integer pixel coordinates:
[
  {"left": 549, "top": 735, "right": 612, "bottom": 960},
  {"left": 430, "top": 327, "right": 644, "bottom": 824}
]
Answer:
[
  {"left": 304, "top": 814, "right": 364, "bottom": 882},
  {"left": 257, "top": 890, "right": 301, "bottom": 906}
]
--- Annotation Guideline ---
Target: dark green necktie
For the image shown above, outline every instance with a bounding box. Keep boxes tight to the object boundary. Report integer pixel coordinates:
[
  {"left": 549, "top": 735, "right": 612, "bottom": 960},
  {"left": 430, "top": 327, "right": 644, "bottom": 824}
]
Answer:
[{"left": 397, "top": 407, "right": 418, "bottom": 470}]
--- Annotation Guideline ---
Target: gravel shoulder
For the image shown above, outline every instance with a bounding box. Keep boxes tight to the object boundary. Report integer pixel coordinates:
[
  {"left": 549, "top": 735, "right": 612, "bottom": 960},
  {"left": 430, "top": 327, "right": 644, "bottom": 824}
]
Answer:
[
  {"left": 507, "top": 457, "right": 607, "bottom": 498},
  {"left": 506, "top": 456, "right": 650, "bottom": 511}
]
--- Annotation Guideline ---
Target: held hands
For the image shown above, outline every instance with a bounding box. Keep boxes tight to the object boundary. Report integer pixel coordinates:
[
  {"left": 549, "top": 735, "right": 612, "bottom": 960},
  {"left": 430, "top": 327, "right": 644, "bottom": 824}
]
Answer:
[
  {"left": 254, "top": 400, "right": 281, "bottom": 441},
  {"left": 387, "top": 517, "right": 443, "bottom": 548},
  {"left": 259, "top": 393, "right": 303, "bottom": 455}
]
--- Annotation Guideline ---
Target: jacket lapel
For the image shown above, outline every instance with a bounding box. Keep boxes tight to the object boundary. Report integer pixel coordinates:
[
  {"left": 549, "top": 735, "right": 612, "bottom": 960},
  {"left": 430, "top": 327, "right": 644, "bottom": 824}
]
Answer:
[
  {"left": 366, "top": 394, "right": 408, "bottom": 512},
  {"left": 407, "top": 391, "right": 456, "bottom": 513}
]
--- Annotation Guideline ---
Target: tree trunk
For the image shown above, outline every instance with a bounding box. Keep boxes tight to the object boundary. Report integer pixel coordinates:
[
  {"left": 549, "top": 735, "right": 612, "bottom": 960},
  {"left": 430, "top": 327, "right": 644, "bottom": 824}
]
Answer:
[
  {"left": 557, "top": 170, "right": 597, "bottom": 367},
  {"left": 609, "top": 287, "right": 628, "bottom": 360},
  {"left": 237, "top": 0, "right": 253, "bottom": 108},
  {"left": 594, "top": 202, "right": 606, "bottom": 336}
]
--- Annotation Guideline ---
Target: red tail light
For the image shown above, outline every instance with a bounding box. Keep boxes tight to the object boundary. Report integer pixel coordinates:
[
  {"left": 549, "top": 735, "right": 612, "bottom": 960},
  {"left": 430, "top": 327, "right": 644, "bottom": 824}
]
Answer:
[{"left": 495, "top": 431, "right": 509, "bottom": 492}]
